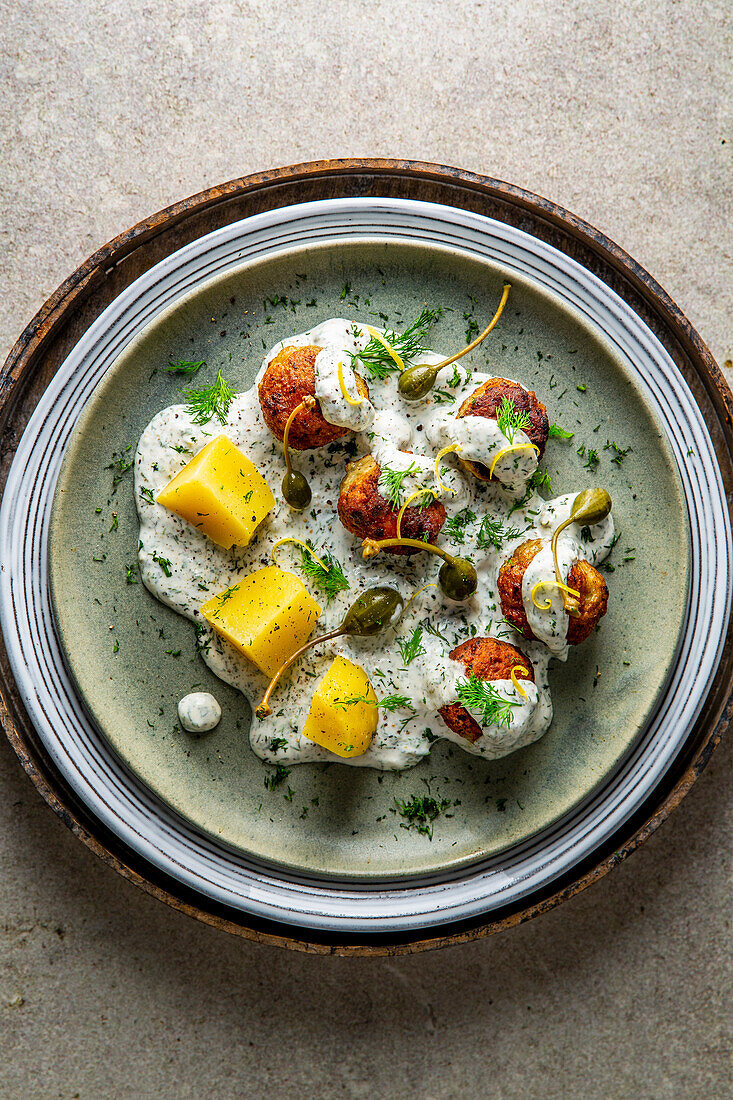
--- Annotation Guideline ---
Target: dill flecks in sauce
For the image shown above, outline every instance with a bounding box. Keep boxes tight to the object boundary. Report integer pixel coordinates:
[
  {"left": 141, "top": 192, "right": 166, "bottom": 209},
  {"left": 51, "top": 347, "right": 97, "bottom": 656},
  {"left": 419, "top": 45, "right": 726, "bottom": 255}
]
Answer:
[{"left": 135, "top": 318, "right": 615, "bottom": 771}]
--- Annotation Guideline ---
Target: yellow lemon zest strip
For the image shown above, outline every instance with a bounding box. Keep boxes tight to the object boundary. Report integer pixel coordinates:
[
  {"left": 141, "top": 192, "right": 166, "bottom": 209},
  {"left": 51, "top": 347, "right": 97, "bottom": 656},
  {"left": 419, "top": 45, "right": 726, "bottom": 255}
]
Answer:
[
  {"left": 510, "top": 665, "right": 530, "bottom": 699},
  {"left": 337, "top": 360, "right": 364, "bottom": 407},
  {"left": 271, "top": 537, "right": 329, "bottom": 572},
  {"left": 488, "top": 442, "right": 540, "bottom": 479},
  {"left": 396, "top": 487, "right": 437, "bottom": 539},
  {"left": 402, "top": 582, "right": 438, "bottom": 616},
  {"left": 434, "top": 442, "right": 462, "bottom": 493},
  {"left": 366, "top": 325, "right": 405, "bottom": 371},
  {"left": 530, "top": 579, "right": 580, "bottom": 611}
]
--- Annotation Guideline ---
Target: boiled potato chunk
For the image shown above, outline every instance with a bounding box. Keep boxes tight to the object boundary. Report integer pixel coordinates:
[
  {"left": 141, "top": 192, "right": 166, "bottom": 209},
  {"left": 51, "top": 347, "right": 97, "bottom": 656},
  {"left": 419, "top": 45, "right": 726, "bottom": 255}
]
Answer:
[
  {"left": 302, "top": 656, "right": 378, "bottom": 758},
  {"left": 200, "top": 565, "right": 321, "bottom": 678},
  {"left": 157, "top": 434, "right": 275, "bottom": 550}
]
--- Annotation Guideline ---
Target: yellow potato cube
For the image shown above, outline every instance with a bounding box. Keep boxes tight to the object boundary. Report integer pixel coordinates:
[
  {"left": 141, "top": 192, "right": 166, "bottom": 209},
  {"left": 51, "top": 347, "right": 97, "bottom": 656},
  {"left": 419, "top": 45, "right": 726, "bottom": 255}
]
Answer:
[
  {"left": 200, "top": 565, "right": 320, "bottom": 678},
  {"left": 302, "top": 656, "right": 378, "bottom": 758},
  {"left": 157, "top": 434, "right": 275, "bottom": 550}
]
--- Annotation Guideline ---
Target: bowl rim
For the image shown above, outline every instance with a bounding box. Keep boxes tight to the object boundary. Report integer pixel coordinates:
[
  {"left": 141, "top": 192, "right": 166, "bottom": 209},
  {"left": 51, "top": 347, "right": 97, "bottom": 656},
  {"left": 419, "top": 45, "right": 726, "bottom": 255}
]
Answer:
[{"left": 1, "top": 158, "right": 731, "bottom": 954}]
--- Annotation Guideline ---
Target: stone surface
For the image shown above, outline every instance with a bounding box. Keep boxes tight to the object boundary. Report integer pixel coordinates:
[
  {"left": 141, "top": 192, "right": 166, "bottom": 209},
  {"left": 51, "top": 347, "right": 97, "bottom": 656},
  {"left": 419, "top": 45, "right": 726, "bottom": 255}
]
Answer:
[{"left": 0, "top": 1, "right": 731, "bottom": 1097}]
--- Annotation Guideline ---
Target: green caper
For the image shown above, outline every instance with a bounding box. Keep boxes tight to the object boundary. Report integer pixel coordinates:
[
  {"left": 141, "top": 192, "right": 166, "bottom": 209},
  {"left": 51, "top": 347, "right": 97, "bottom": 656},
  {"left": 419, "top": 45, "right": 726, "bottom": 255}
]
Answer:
[
  {"left": 398, "top": 363, "right": 440, "bottom": 401},
  {"left": 282, "top": 470, "right": 312, "bottom": 511},
  {"left": 438, "top": 557, "right": 478, "bottom": 601},
  {"left": 341, "top": 586, "right": 404, "bottom": 636},
  {"left": 570, "top": 488, "right": 612, "bottom": 527}
]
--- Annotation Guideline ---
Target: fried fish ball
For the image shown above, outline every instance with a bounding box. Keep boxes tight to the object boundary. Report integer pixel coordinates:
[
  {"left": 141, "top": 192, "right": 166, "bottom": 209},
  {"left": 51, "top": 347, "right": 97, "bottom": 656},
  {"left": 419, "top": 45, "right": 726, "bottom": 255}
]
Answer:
[
  {"left": 456, "top": 377, "right": 549, "bottom": 481},
  {"left": 438, "top": 637, "right": 535, "bottom": 743},
  {"left": 497, "top": 538, "right": 609, "bottom": 645},
  {"left": 258, "top": 344, "right": 369, "bottom": 450},
  {"left": 337, "top": 455, "right": 446, "bottom": 555}
]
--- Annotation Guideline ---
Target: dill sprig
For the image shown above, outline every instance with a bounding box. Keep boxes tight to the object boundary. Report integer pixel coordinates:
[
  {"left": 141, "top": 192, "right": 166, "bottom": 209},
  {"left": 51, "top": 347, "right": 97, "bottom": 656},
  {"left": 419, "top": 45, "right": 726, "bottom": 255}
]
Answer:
[
  {"left": 443, "top": 507, "right": 477, "bottom": 545},
  {"left": 549, "top": 423, "right": 574, "bottom": 440},
  {"left": 398, "top": 627, "right": 426, "bottom": 667},
  {"left": 378, "top": 462, "right": 421, "bottom": 508},
  {"left": 166, "top": 358, "right": 206, "bottom": 376},
  {"left": 335, "top": 693, "right": 415, "bottom": 712},
  {"left": 496, "top": 396, "right": 531, "bottom": 443},
  {"left": 529, "top": 468, "right": 552, "bottom": 494},
  {"left": 298, "top": 544, "right": 350, "bottom": 601},
  {"left": 184, "top": 370, "right": 235, "bottom": 425},
  {"left": 353, "top": 307, "right": 442, "bottom": 380},
  {"left": 477, "top": 516, "right": 522, "bottom": 551},
  {"left": 456, "top": 673, "right": 520, "bottom": 728},
  {"left": 395, "top": 793, "right": 452, "bottom": 840}
]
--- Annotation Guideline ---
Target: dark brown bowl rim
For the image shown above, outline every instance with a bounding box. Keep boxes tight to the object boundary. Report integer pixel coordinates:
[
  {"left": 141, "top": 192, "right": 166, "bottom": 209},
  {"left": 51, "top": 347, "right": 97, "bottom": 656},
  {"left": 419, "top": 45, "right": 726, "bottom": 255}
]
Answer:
[{"left": 1, "top": 158, "right": 731, "bottom": 955}]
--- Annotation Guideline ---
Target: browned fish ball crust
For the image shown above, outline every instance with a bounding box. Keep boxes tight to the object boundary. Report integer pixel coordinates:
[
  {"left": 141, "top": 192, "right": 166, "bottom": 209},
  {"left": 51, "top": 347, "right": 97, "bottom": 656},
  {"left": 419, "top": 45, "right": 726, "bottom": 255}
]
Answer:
[
  {"left": 258, "top": 344, "right": 369, "bottom": 450},
  {"left": 337, "top": 454, "right": 446, "bottom": 556},
  {"left": 438, "top": 637, "right": 535, "bottom": 743},
  {"left": 456, "top": 377, "right": 550, "bottom": 481},
  {"left": 497, "top": 538, "right": 609, "bottom": 645}
]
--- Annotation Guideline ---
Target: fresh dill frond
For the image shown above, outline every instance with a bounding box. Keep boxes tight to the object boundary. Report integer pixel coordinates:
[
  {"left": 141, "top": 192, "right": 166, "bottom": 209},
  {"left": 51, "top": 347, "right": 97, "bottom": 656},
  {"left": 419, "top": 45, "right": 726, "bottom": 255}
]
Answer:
[
  {"left": 443, "top": 507, "right": 477, "bottom": 545},
  {"left": 106, "top": 445, "right": 134, "bottom": 489},
  {"left": 165, "top": 358, "right": 206, "bottom": 376},
  {"left": 496, "top": 396, "right": 531, "bottom": 443},
  {"left": 184, "top": 370, "right": 235, "bottom": 425},
  {"left": 456, "top": 673, "right": 520, "bottom": 728},
  {"left": 298, "top": 544, "right": 350, "bottom": 601},
  {"left": 353, "top": 307, "right": 442, "bottom": 380},
  {"left": 378, "top": 462, "right": 421, "bottom": 508},
  {"left": 432, "top": 389, "right": 456, "bottom": 404},
  {"left": 335, "top": 693, "right": 416, "bottom": 713},
  {"left": 397, "top": 627, "right": 426, "bottom": 667},
  {"left": 604, "top": 440, "right": 632, "bottom": 465},
  {"left": 264, "top": 763, "right": 290, "bottom": 790},
  {"left": 476, "top": 516, "right": 522, "bottom": 551},
  {"left": 395, "top": 793, "right": 452, "bottom": 840},
  {"left": 421, "top": 619, "right": 451, "bottom": 646},
  {"left": 549, "top": 423, "right": 574, "bottom": 439},
  {"left": 529, "top": 468, "right": 552, "bottom": 494}
]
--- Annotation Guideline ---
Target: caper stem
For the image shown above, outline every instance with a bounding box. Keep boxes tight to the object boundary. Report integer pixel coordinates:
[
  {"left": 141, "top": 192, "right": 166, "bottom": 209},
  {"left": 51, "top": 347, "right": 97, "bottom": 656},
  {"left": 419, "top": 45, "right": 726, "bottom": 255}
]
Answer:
[
  {"left": 362, "top": 536, "right": 455, "bottom": 564},
  {"left": 429, "top": 282, "right": 511, "bottom": 372},
  {"left": 256, "top": 627, "right": 345, "bottom": 719},
  {"left": 550, "top": 516, "right": 575, "bottom": 609},
  {"left": 282, "top": 395, "right": 316, "bottom": 476}
]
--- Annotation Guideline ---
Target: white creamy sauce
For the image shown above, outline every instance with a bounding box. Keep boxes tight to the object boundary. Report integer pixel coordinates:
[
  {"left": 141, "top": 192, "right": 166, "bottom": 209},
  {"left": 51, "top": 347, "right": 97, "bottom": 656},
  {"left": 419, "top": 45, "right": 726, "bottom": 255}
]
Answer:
[
  {"left": 177, "top": 692, "right": 222, "bottom": 733},
  {"left": 135, "top": 319, "right": 614, "bottom": 770}
]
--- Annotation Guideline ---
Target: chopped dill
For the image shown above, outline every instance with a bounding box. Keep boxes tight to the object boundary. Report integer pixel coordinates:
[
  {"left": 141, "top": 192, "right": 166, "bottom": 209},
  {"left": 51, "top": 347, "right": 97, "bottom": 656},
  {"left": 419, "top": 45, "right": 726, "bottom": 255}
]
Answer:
[
  {"left": 529, "top": 468, "right": 552, "bottom": 494},
  {"left": 299, "top": 544, "right": 350, "bottom": 601},
  {"left": 496, "top": 397, "right": 531, "bottom": 443},
  {"left": 583, "top": 448, "right": 600, "bottom": 472},
  {"left": 264, "top": 764, "right": 290, "bottom": 790},
  {"left": 184, "top": 370, "right": 235, "bottom": 425},
  {"left": 397, "top": 627, "right": 426, "bottom": 667},
  {"left": 107, "top": 445, "right": 134, "bottom": 489},
  {"left": 124, "top": 563, "right": 138, "bottom": 585},
  {"left": 335, "top": 693, "right": 416, "bottom": 713},
  {"left": 139, "top": 486, "right": 155, "bottom": 505},
  {"left": 378, "top": 462, "right": 421, "bottom": 508},
  {"left": 477, "top": 516, "right": 522, "bottom": 551},
  {"left": 165, "top": 358, "right": 206, "bottom": 376},
  {"left": 268, "top": 736, "right": 289, "bottom": 753},
  {"left": 444, "top": 507, "right": 477, "bottom": 545},
  {"left": 548, "top": 423, "right": 574, "bottom": 440},
  {"left": 395, "top": 792, "right": 452, "bottom": 840},
  {"left": 604, "top": 440, "right": 632, "bottom": 465},
  {"left": 353, "top": 307, "right": 442, "bottom": 380},
  {"left": 152, "top": 551, "right": 172, "bottom": 578},
  {"left": 456, "top": 673, "right": 520, "bottom": 728}
]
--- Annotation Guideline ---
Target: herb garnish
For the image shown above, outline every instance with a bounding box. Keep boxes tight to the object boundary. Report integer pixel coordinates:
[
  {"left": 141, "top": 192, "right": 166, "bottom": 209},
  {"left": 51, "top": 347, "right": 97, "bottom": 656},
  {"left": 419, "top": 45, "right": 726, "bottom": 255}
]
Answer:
[
  {"left": 477, "top": 516, "right": 522, "bottom": 551},
  {"left": 184, "top": 370, "right": 235, "bottom": 425},
  {"left": 264, "top": 764, "right": 290, "bottom": 790},
  {"left": 496, "top": 397, "right": 531, "bottom": 443},
  {"left": 529, "top": 468, "right": 552, "bottom": 494},
  {"left": 336, "top": 693, "right": 416, "bottom": 713},
  {"left": 107, "top": 445, "right": 134, "bottom": 489},
  {"left": 604, "top": 440, "right": 631, "bottom": 465},
  {"left": 395, "top": 793, "right": 452, "bottom": 840},
  {"left": 353, "top": 307, "right": 442, "bottom": 380},
  {"left": 444, "top": 507, "right": 477, "bottom": 545},
  {"left": 456, "top": 673, "right": 520, "bottom": 728},
  {"left": 166, "top": 358, "right": 206, "bottom": 376},
  {"left": 397, "top": 627, "right": 426, "bottom": 667},
  {"left": 298, "top": 544, "right": 350, "bottom": 601},
  {"left": 549, "top": 423, "right": 574, "bottom": 440},
  {"left": 152, "top": 551, "right": 172, "bottom": 577},
  {"left": 378, "top": 462, "right": 421, "bottom": 508}
]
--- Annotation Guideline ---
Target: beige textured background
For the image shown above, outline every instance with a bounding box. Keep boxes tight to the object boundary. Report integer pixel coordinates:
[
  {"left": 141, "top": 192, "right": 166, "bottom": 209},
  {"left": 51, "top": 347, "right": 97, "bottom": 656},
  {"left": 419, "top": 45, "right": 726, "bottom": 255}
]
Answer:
[{"left": 1, "top": 2, "right": 731, "bottom": 1097}]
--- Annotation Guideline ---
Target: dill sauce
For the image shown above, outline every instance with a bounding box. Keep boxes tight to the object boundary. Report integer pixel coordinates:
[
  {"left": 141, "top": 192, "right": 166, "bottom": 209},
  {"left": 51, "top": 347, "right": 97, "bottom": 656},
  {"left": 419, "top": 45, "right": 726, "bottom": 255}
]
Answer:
[{"left": 135, "top": 319, "right": 614, "bottom": 770}]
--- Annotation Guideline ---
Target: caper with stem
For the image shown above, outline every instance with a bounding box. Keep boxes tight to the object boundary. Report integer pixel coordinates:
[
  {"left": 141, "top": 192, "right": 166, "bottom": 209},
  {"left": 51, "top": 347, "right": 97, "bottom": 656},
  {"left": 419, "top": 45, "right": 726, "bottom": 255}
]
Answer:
[
  {"left": 550, "top": 487, "right": 612, "bottom": 609},
  {"left": 398, "top": 283, "right": 511, "bottom": 401},
  {"left": 281, "top": 396, "right": 316, "bottom": 510},
  {"left": 362, "top": 536, "right": 478, "bottom": 602},
  {"left": 255, "top": 586, "right": 403, "bottom": 719}
]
